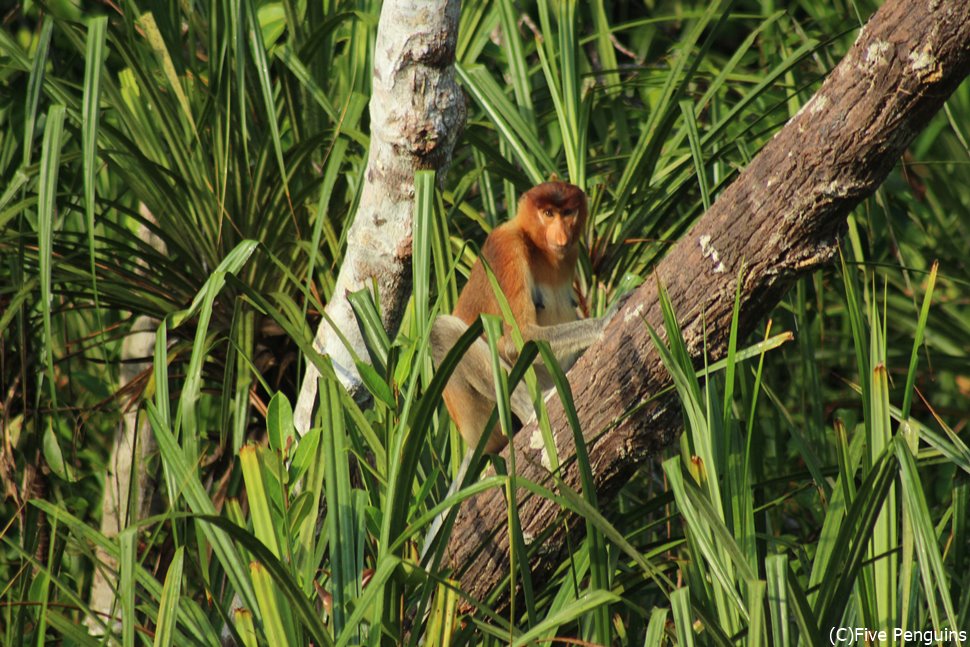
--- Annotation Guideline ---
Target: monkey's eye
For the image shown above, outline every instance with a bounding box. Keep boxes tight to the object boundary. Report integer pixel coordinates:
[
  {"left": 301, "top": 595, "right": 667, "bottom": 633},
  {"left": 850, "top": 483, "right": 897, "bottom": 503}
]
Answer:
[
  {"left": 562, "top": 209, "right": 575, "bottom": 217},
  {"left": 542, "top": 209, "right": 554, "bottom": 218}
]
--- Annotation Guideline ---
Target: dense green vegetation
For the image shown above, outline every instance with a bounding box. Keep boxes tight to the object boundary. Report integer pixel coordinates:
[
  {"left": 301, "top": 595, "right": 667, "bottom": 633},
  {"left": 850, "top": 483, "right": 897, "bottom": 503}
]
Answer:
[{"left": 1, "top": 0, "right": 968, "bottom": 644}]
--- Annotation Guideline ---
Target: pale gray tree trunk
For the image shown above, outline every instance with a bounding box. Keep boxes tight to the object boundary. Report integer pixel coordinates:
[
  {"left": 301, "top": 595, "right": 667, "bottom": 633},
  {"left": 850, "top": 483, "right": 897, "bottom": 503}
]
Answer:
[
  {"left": 293, "top": 0, "right": 465, "bottom": 434},
  {"left": 84, "top": 317, "right": 157, "bottom": 636},
  {"left": 85, "top": 208, "right": 163, "bottom": 636}
]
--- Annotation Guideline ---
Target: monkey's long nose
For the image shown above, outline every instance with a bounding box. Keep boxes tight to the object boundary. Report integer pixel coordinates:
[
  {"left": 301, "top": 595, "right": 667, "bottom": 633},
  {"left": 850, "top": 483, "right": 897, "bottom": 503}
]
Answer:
[{"left": 551, "top": 227, "right": 569, "bottom": 249}]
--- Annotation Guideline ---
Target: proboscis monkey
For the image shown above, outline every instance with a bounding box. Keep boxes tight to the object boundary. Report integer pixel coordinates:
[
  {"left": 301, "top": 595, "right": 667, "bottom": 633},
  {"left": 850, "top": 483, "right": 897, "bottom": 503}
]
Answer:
[{"left": 430, "top": 181, "right": 618, "bottom": 453}]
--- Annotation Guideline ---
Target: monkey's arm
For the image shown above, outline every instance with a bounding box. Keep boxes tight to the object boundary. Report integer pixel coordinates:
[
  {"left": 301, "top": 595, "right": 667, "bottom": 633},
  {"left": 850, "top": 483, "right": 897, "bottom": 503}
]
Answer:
[
  {"left": 506, "top": 297, "right": 624, "bottom": 364},
  {"left": 517, "top": 317, "right": 608, "bottom": 358}
]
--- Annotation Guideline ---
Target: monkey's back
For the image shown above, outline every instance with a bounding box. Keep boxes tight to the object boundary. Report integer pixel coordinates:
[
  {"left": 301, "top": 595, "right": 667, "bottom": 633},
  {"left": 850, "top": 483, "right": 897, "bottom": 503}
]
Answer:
[{"left": 452, "top": 223, "right": 531, "bottom": 326}]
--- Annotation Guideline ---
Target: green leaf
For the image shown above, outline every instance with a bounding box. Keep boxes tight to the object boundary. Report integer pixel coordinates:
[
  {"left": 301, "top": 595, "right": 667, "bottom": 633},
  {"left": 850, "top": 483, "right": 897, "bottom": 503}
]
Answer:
[
  {"left": 671, "top": 587, "right": 695, "bottom": 647},
  {"left": 644, "top": 607, "right": 669, "bottom": 646},
  {"left": 509, "top": 590, "right": 620, "bottom": 647},
  {"left": 266, "top": 392, "right": 294, "bottom": 454},
  {"left": 146, "top": 404, "right": 258, "bottom": 613},
  {"left": 42, "top": 419, "right": 75, "bottom": 482},
  {"left": 457, "top": 64, "right": 556, "bottom": 183},
  {"left": 23, "top": 18, "right": 54, "bottom": 167},
  {"left": 901, "top": 260, "right": 937, "bottom": 419},
  {"left": 240, "top": 444, "right": 282, "bottom": 559},
  {"left": 153, "top": 547, "right": 184, "bottom": 647},
  {"left": 82, "top": 16, "right": 107, "bottom": 328},
  {"left": 38, "top": 104, "right": 67, "bottom": 409},
  {"left": 171, "top": 240, "right": 258, "bottom": 460},
  {"left": 766, "top": 555, "right": 789, "bottom": 647},
  {"left": 896, "top": 441, "right": 960, "bottom": 637},
  {"left": 251, "top": 561, "right": 294, "bottom": 647},
  {"left": 137, "top": 13, "right": 196, "bottom": 136},
  {"left": 234, "top": 609, "right": 259, "bottom": 647}
]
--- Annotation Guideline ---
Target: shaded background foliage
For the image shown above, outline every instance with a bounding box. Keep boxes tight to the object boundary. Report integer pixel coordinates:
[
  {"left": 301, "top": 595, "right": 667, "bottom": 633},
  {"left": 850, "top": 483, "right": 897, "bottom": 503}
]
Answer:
[{"left": 0, "top": 0, "right": 968, "bottom": 644}]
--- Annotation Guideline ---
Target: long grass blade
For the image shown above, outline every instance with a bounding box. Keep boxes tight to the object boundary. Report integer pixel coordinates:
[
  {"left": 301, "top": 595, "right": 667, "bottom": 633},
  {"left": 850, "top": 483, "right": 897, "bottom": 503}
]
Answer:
[
  {"left": 896, "top": 441, "right": 961, "bottom": 642},
  {"left": 145, "top": 404, "right": 258, "bottom": 613},
  {"left": 82, "top": 16, "right": 108, "bottom": 340},
  {"left": 509, "top": 590, "right": 620, "bottom": 647},
  {"left": 901, "top": 260, "right": 938, "bottom": 419},
  {"left": 153, "top": 547, "right": 185, "bottom": 647},
  {"left": 23, "top": 17, "right": 53, "bottom": 167},
  {"left": 38, "top": 104, "right": 66, "bottom": 408},
  {"left": 251, "top": 562, "right": 293, "bottom": 647}
]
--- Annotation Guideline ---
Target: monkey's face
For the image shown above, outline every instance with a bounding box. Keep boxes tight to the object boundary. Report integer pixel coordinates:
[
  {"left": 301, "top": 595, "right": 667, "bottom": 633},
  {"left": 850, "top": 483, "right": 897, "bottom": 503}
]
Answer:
[
  {"left": 537, "top": 204, "right": 581, "bottom": 257},
  {"left": 522, "top": 182, "right": 588, "bottom": 259}
]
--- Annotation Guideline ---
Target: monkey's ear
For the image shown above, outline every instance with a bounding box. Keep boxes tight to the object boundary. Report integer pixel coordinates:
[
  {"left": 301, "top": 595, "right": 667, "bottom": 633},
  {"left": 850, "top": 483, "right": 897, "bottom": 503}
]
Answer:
[{"left": 547, "top": 172, "right": 560, "bottom": 183}]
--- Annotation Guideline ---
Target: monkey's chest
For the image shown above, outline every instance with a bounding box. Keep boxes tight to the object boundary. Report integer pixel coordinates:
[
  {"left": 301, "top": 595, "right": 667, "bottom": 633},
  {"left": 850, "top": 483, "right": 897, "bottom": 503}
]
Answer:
[{"left": 532, "top": 283, "right": 578, "bottom": 326}]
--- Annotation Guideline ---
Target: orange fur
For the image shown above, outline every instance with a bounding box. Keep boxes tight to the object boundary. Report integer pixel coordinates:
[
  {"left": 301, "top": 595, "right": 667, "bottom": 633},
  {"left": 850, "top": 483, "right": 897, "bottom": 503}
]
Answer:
[
  {"left": 446, "top": 181, "right": 589, "bottom": 451},
  {"left": 453, "top": 181, "right": 587, "bottom": 332}
]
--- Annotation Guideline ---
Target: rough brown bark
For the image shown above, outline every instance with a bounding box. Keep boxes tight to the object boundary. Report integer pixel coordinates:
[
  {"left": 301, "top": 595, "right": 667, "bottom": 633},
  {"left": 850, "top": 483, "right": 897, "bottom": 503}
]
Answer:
[{"left": 444, "top": 0, "right": 970, "bottom": 603}]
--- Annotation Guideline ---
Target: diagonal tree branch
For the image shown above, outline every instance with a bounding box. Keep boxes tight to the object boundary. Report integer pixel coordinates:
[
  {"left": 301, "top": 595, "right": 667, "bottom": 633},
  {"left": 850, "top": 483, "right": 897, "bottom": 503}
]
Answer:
[{"left": 444, "top": 0, "right": 970, "bottom": 603}]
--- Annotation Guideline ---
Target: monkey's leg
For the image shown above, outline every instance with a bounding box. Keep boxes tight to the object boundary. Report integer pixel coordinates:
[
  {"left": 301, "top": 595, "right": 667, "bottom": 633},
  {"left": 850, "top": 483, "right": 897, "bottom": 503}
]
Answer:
[{"left": 431, "top": 315, "right": 534, "bottom": 436}]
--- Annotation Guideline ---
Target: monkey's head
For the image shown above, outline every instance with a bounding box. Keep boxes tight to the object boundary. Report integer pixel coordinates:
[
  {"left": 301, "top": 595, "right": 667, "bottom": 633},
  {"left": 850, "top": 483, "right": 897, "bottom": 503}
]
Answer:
[{"left": 518, "top": 181, "right": 588, "bottom": 260}]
